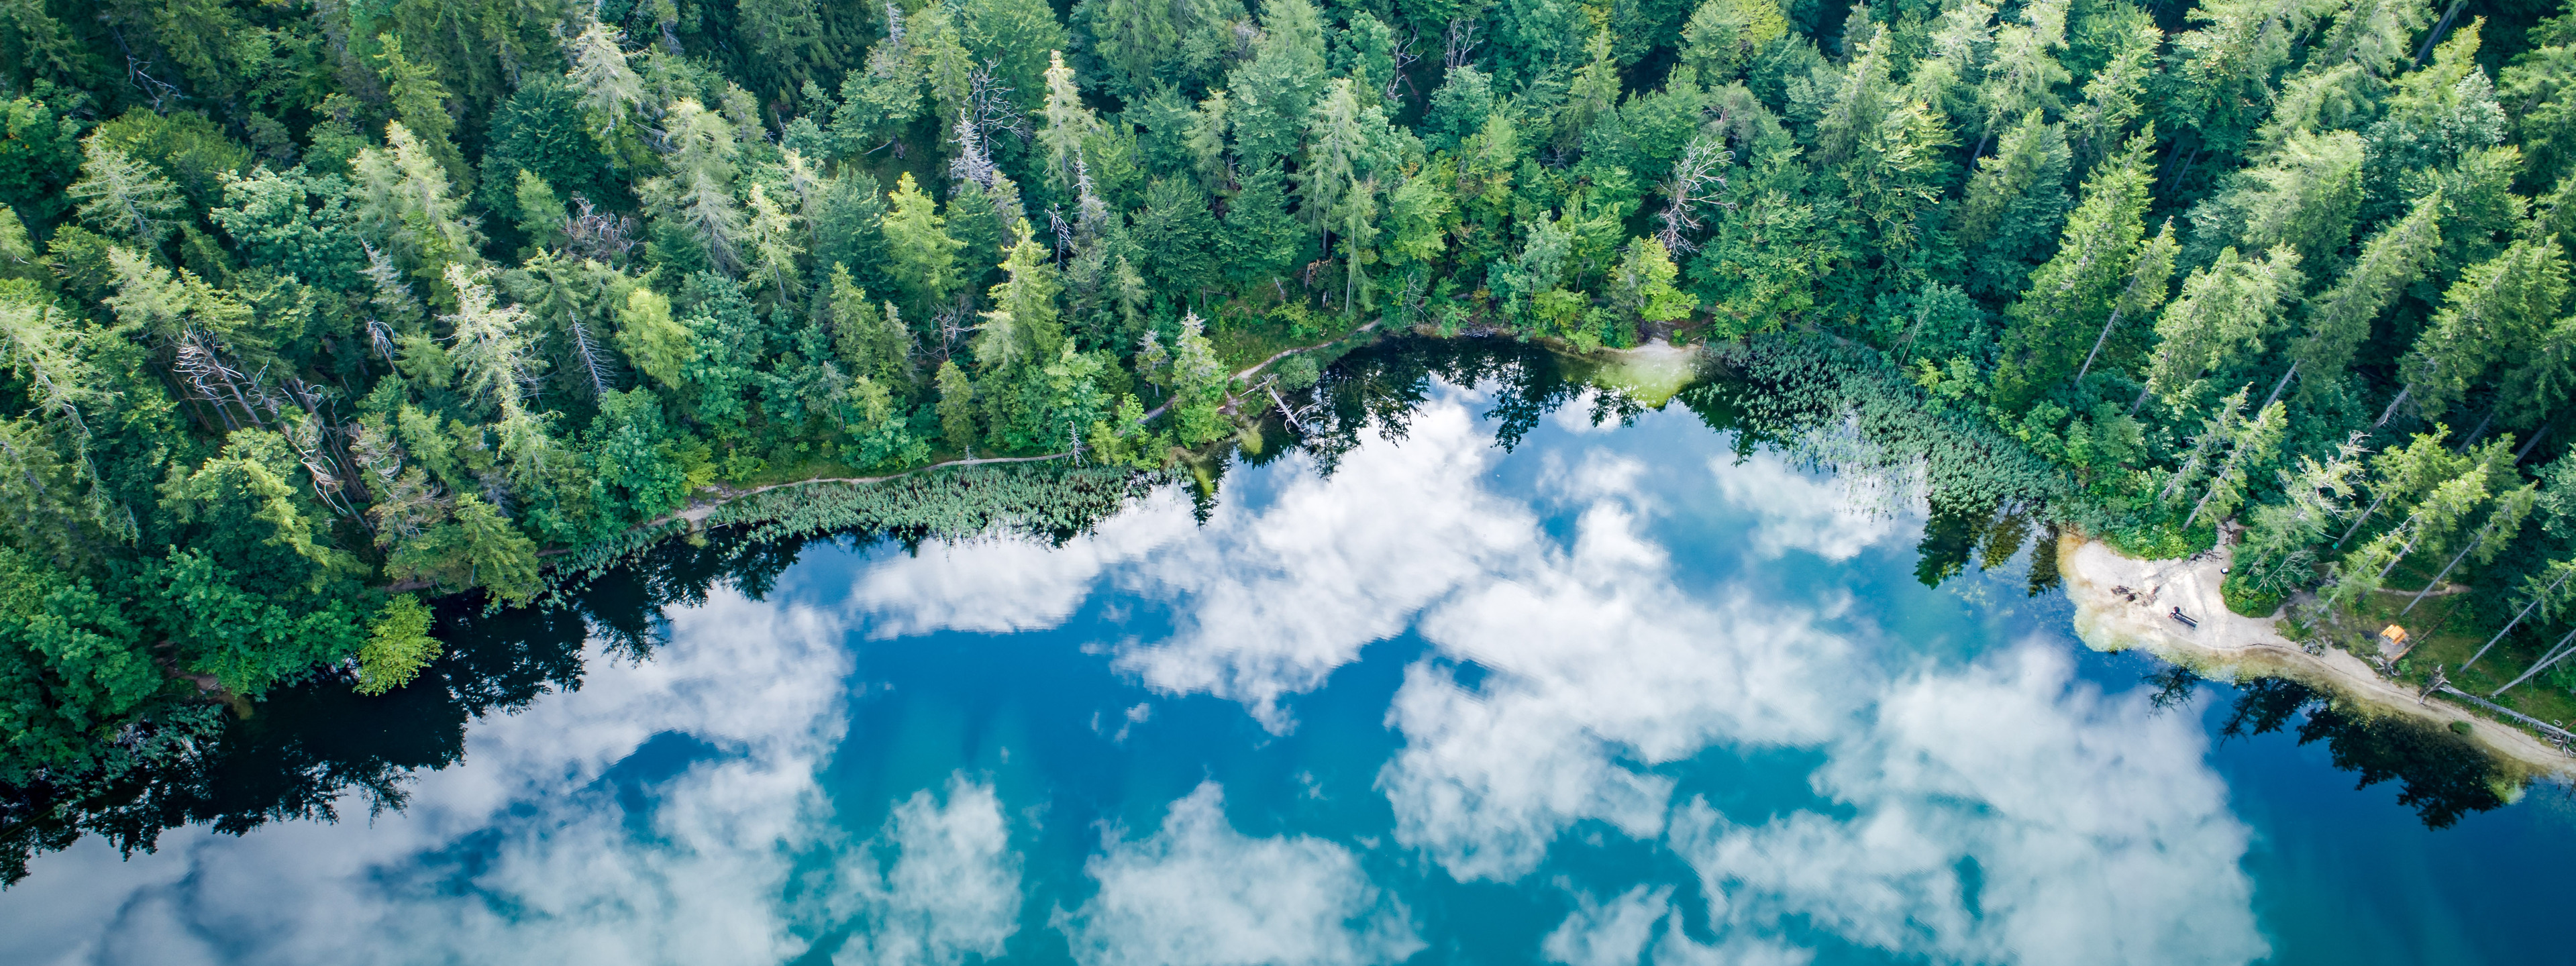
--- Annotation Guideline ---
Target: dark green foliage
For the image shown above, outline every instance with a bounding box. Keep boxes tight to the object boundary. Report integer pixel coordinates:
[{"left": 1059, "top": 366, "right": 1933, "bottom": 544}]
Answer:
[
  {"left": 0, "top": 89, "right": 87, "bottom": 224},
  {"left": 476, "top": 79, "right": 622, "bottom": 232}
]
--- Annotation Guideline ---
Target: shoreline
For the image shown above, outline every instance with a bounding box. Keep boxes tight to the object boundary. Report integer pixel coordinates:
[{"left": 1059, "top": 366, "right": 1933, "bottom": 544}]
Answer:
[{"left": 2055, "top": 533, "right": 2575, "bottom": 779}]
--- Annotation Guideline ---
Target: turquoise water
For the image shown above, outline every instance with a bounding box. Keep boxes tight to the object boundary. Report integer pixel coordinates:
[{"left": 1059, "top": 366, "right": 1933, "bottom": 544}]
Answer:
[{"left": 7, "top": 356, "right": 2575, "bottom": 965}]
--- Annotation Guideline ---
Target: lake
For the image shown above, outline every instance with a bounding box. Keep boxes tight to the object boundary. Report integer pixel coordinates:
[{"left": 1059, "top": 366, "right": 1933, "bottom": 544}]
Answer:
[{"left": 5, "top": 341, "right": 2573, "bottom": 965}]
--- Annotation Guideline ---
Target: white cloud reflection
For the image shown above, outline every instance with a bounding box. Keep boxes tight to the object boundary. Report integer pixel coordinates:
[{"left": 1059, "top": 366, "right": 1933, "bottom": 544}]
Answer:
[
  {"left": 1060, "top": 782, "right": 1421, "bottom": 966},
  {"left": 819, "top": 775, "right": 1022, "bottom": 966},
  {"left": 1710, "top": 451, "right": 1912, "bottom": 561},
  {"left": 8, "top": 589, "right": 857, "bottom": 966},
  {"left": 7, "top": 379, "right": 2271, "bottom": 966}
]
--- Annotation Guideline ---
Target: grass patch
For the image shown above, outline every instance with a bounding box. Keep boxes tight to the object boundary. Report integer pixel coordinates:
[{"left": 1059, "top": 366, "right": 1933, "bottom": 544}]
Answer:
[{"left": 2358, "top": 589, "right": 2576, "bottom": 732}]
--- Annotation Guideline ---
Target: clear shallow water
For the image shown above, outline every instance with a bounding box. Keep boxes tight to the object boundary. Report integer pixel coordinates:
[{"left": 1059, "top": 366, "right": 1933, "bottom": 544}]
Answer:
[{"left": 7, "top": 363, "right": 2576, "bottom": 965}]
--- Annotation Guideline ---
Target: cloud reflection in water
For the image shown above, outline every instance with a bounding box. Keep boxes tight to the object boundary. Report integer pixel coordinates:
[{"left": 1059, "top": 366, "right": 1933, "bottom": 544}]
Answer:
[{"left": 5, "top": 380, "right": 2266, "bottom": 966}]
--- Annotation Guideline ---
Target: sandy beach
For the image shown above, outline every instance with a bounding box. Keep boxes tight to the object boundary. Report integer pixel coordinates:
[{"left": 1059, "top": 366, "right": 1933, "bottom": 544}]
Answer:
[{"left": 2056, "top": 532, "right": 2575, "bottom": 777}]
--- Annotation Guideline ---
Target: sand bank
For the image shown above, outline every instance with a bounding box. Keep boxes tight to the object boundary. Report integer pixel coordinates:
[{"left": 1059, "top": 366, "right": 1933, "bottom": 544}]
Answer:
[{"left": 2056, "top": 533, "right": 2573, "bottom": 777}]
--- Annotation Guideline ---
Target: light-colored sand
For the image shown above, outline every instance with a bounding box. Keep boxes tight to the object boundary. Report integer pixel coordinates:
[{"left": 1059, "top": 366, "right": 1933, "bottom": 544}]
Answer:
[{"left": 2057, "top": 533, "right": 2574, "bottom": 777}]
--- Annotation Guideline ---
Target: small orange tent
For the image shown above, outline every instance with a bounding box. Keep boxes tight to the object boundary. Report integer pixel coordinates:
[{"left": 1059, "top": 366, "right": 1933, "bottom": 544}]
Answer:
[{"left": 2377, "top": 625, "right": 2412, "bottom": 660}]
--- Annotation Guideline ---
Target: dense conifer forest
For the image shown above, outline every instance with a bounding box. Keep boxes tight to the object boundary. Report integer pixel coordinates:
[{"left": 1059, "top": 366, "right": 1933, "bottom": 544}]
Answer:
[{"left": 2, "top": 0, "right": 2575, "bottom": 811}]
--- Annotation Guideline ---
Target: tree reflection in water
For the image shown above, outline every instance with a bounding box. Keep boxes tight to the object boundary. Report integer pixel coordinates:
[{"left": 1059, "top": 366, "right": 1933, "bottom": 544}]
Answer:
[{"left": 0, "top": 338, "right": 2520, "bottom": 883}]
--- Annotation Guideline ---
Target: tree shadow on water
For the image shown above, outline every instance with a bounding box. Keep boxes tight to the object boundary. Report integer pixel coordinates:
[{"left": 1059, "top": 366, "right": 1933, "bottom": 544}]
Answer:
[{"left": 2220, "top": 677, "right": 2510, "bottom": 829}]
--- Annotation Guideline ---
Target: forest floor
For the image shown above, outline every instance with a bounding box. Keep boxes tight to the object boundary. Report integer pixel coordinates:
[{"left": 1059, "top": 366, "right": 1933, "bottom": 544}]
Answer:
[{"left": 2058, "top": 533, "right": 2576, "bottom": 777}]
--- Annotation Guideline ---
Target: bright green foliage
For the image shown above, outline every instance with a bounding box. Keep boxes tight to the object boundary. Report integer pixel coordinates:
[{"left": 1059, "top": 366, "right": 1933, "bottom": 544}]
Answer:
[
  {"left": 378, "top": 36, "right": 469, "bottom": 186},
  {"left": 2143, "top": 246, "right": 2302, "bottom": 407},
  {"left": 1952, "top": 113, "right": 2073, "bottom": 298},
  {"left": 1170, "top": 311, "right": 1227, "bottom": 445},
  {"left": 2187, "top": 398, "right": 2286, "bottom": 529},
  {"left": 2400, "top": 239, "right": 2569, "bottom": 424},
  {"left": 352, "top": 595, "right": 441, "bottom": 696},
  {"left": 1610, "top": 237, "right": 1696, "bottom": 329},
  {"left": 882, "top": 172, "right": 964, "bottom": 320},
  {"left": 1225, "top": 0, "right": 1328, "bottom": 168},
  {"left": 2289, "top": 189, "right": 2440, "bottom": 399},
  {"left": 68, "top": 138, "right": 185, "bottom": 247},
  {"left": 615, "top": 288, "right": 693, "bottom": 391},
  {"left": 2198, "top": 129, "right": 2363, "bottom": 269},
  {"left": 0, "top": 547, "right": 155, "bottom": 782},
  {"left": 827, "top": 264, "right": 913, "bottom": 388},
  {"left": 2229, "top": 433, "right": 2367, "bottom": 606},
  {"left": 379, "top": 493, "right": 525, "bottom": 602},
  {"left": 353, "top": 122, "right": 480, "bottom": 277},
  {"left": 1682, "top": 0, "right": 1790, "bottom": 80},
  {"left": 937, "top": 358, "right": 979, "bottom": 455},
  {"left": 2362, "top": 21, "right": 2506, "bottom": 221}
]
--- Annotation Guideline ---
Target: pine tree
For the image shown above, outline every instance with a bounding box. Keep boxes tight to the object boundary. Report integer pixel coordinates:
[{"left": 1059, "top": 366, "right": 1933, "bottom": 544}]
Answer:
[
  {"left": 562, "top": 19, "right": 645, "bottom": 133},
  {"left": 2187, "top": 398, "right": 2287, "bottom": 529},
  {"left": 352, "top": 121, "right": 482, "bottom": 276},
  {"left": 614, "top": 288, "right": 694, "bottom": 392},
  {"left": 67, "top": 139, "right": 185, "bottom": 247},
  {"left": 2200, "top": 129, "right": 2365, "bottom": 270},
  {"left": 2396, "top": 239, "right": 2569, "bottom": 426},
  {"left": 882, "top": 172, "right": 965, "bottom": 321},
  {"left": 1224, "top": 0, "right": 1327, "bottom": 169},
  {"left": 742, "top": 183, "right": 805, "bottom": 305},
  {"left": 1679, "top": 0, "right": 1789, "bottom": 82},
  {"left": 2231, "top": 433, "right": 2369, "bottom": 603},
  {"left": 1994, "top": 132, "right": 2161, "bottom": 408},
  {"left": 378, "top": 36, "right": 470, "bottom": 186},
  {"left": 1170, "top": 310, "right": 1227, "bottom": 445},
  {"left": 442, "top": 266, "right": 540, "bottom": 424},
  {"left": 1972, "top": 0, "right": 2071, "bottom": 150},
  {"left": 2065, "top": 17, "right": 2157, "bottom": 168},
  {"left": 2285, "top": 188, "right": 2442, "bottom": 402},
  {"left": 935, "top": 358, "right": 979, "bottom": 454},
  {"left": 2143, "top": 246, "right": 2303, "bottom": 408},
  {"left": 737, "top": 0, "right": 830, "bottom": 97},
  {"left": 1037, "top": 51, "right": 1104, "bottom": 201},
  {"left": 1219, "top": 164, "right": 1307, "bottom": 290},
  {"left": 1952, "top": 113, "right": 2073, "bottom": 298},
  {"left": 828, "top": 264, "right": 915, "bottom": 387}
]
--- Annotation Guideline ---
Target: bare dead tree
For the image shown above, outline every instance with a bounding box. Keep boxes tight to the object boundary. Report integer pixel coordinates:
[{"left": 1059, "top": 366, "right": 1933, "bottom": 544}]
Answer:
[
  {"left": 1046, "top": 206, "right": 1075, "bottom": 262},
  {"left": 282, "top": 413, "right": 361, "bottom": 519},
  {"left": 966, "top": 62, "right": 1029, "bottom": 145},
  {"left": 951, "top": 105, "right": 1000, "bottom": 190},
  {"left": 934, "top": 306, "right": 969, "bottom": 362},
  {"left": 565, "top": 193, "right": 641, "bottom": 262},
  {"left": 568, "top": 320, "right": 618, "bottom": 397},
  {"left": 1443, "top": 19, "right": 1482, "bottom": 70},
  {"left": 170, "top": 329, "right": 267, "bottom": 430},
  {"left": 1655, "top": 136, "right": 1733, "bottom": 254},
  {"left": 1072, "top": 155, "right": 1108, "bottom": 239},
  {"left": 1387, "top": 27, "right": 1423, "bottom": 103}
]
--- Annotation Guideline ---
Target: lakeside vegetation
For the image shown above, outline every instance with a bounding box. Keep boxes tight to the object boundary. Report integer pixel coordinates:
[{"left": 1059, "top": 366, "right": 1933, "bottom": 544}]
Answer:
[
  {"left": 5, "top": 0, "right": 2576, "bottom": 864},
  {"left": 1, "top": 337, "right": 2518, "bottom": 883}
]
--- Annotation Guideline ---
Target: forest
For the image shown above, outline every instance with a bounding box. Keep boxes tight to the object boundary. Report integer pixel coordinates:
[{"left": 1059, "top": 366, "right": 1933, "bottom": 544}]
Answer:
[{"left": 1, "top": 0, "right": 2574, "bottom": 802}]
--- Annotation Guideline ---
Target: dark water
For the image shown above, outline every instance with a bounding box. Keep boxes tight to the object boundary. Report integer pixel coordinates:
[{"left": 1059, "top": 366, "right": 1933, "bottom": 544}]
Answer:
[{"left": 5, "top": 343, "right": 2571, "bottom": 965}]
